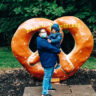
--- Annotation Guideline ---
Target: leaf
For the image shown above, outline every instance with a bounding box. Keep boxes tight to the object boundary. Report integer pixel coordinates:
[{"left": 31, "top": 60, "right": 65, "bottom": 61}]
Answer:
[
  {"left": 13, "top": 7, "right": 22, "bottom": 14},
  {"left": 87, "top": 16, "right": 96, "bottom": 23},
  {"left": 75, "top": 11, "right": 90, "bottom": 19}
]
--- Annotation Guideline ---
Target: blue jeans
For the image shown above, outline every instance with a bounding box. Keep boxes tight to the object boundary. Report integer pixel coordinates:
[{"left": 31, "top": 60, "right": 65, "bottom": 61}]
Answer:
[{"left": 42, "top": 66, "right": 54, "bottom": 95}]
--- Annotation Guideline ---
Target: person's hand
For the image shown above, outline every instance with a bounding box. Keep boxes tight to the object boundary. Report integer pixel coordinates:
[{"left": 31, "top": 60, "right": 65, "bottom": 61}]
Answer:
[
  {"left": 57, "top": 49, "right": 61, "bottom": 55},
  {"left": 48, "top": 39, "right": 51, "bottom": 43}
]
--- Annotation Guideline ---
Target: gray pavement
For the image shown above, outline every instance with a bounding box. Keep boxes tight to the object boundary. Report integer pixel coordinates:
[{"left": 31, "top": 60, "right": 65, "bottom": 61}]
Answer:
[{"left": 23, "top": 84, "right": 96, "bottom": 96}]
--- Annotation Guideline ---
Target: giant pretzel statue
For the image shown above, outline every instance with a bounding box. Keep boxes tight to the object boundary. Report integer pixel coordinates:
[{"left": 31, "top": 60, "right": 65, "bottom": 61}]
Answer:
[{"left": 11, "top": 16, "right": 94, "bottom": 82}]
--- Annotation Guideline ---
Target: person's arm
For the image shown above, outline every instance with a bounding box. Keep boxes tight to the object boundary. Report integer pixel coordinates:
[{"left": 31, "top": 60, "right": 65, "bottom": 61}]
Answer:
[
  {"left": 37, "top": 38, "right": 61, "bottom": 54},
  {"left": 48, "top": 34, "right": 52, "bottom": 39},
  {"left": 47, "top": 35, "right": 52, "bottom": 43},
  {"left": 51, "top": 34, "right": 62, "bottom": 43}
]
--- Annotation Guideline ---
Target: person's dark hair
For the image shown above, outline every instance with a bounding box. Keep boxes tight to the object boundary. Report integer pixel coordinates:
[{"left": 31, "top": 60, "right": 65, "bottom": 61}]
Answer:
[{"left": 37, "top": 29, "right": 42, "bottom": 34}]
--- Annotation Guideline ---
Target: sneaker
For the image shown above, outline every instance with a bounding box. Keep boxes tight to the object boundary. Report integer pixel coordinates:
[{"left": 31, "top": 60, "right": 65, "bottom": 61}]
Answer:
[
  {"left": 48, "top": 88, "right": 56, "bottom": 91},
  {"left": 41, "top": 94, "right": 52, "bottom": 96}
]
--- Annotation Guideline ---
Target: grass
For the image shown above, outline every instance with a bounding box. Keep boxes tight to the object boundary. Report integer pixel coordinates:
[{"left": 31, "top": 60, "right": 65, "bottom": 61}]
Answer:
[
  {"left": 0, "top": 47, "right": 96, "bottom": 69},
  {"left": 82, "top": 57, "right": 96, "bottom": 69},
  {"left": 0, "top": 47, "right": 22, "bottom": 69}
]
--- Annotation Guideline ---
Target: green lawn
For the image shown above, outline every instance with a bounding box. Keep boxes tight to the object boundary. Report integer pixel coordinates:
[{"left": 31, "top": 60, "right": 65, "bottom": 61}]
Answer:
[
  {"left": 0, "top": 47, "right": 96, "bottom": 69},
  {"left": 82, "top": 57, "right": 96, "bottom": 69},
  {"left": 0, "top": 47, "right": 22, "bottom": 69}
]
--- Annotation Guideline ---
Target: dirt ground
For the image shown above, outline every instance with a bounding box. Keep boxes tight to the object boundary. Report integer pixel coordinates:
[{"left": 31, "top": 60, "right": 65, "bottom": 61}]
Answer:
[{"left": 0, "top": 68, "right": 96, "bottom": 96}]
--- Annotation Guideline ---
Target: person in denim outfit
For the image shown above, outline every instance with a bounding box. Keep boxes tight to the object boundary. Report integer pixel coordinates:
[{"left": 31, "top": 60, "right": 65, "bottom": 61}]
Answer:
[
  {"left": 37, "top": 29, "right": 61, "bottom": 96},
  {"left": 48, "top": 23, "right": 62, "bottom": 69}
]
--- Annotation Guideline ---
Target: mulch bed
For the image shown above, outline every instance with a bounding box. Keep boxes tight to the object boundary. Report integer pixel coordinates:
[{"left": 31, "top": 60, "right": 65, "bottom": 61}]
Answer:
[{"left": 0, "top": 68, "right": 96, "bottom": 96}]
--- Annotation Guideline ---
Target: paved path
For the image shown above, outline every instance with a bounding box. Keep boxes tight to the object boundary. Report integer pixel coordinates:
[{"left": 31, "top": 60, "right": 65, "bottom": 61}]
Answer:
[{"left": 23, "top": 84, "right": 96, "bottom": 96}]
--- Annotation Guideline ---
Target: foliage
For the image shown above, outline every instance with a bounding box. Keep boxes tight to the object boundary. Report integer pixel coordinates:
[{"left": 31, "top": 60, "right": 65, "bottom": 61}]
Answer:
[
  {"left": 0, "top": 47, "right": 96, "bottom": 69},
  {"left": 0, "top": 0, "right": 96, "bottom": 47},
  {"left": 0, "top": 47, "right": 22, "bottom": 69}
]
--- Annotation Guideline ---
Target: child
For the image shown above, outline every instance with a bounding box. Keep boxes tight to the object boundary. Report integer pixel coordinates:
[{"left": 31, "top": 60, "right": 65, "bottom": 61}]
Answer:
[{"left": 48, "top": 23, "right": 62, "bottom": 69}]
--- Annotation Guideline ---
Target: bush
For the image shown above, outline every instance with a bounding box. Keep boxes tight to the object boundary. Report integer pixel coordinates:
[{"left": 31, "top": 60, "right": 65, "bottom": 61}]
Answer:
[{"left": 0, "top": 0, "right": 96, "bottom": 48}]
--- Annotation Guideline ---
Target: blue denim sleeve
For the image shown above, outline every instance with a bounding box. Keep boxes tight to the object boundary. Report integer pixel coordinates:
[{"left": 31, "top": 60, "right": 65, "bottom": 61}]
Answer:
[
  {"left": 37, "top": 37, "right": 61, "bottom": 54},
  {"left": 48, "top": 35, "right": 52, "bottom": 39},
  {"left": 51, "top": 34, "right": 62, "bottom": 43}
]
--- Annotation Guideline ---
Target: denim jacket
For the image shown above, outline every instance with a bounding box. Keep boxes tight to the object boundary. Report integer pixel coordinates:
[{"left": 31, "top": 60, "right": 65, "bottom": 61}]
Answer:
[
  {"left": 48, "top": 32, "right": 62, "bottom": 49},
  {"left": 37, "top": 36, "right": 61, "bottom": 68}
]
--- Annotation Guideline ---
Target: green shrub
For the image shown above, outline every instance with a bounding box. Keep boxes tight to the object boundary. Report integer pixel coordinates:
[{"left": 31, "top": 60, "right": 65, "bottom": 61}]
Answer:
[{"left": 0, "top": 0, "right": 96, "bottom": 48}]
